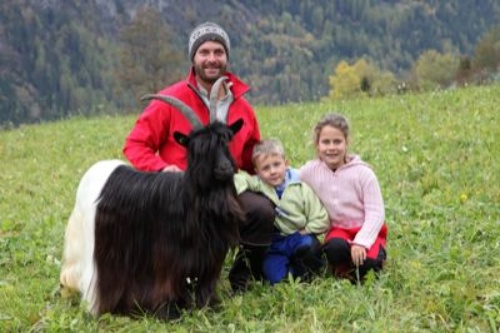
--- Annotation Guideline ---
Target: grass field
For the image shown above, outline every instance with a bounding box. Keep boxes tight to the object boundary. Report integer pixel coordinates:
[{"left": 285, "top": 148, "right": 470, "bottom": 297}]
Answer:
[{"left": 1, "top": 84, "right": 499, "bottom": 332}]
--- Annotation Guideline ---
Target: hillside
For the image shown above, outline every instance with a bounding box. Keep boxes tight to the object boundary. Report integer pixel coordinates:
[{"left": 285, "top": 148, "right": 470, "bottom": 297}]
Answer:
[
  {"left": 1, "top": 0, "right": 499, "bottom": 125},
  {"left": 1, "top": 84, "right": 499, "bottom": 331}
]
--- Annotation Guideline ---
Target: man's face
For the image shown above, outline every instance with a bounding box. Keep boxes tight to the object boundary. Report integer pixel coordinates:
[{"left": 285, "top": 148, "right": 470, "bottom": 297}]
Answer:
[{"left": 192, "top": 41, "right": 227, "bottom": 85}]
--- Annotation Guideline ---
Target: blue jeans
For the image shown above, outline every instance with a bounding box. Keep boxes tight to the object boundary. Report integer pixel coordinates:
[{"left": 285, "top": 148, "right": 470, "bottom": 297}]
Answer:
[{"left": 263, "top": 232, "right": 323, "bottom": 285}]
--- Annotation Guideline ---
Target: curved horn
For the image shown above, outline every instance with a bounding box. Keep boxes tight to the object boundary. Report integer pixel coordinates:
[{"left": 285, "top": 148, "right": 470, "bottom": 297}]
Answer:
[
  {"left": 208, "top": 76, "right": 228, "bottom": 123},
  {"left": 141, "top": 94, "right": 203, "bottom": 129}
]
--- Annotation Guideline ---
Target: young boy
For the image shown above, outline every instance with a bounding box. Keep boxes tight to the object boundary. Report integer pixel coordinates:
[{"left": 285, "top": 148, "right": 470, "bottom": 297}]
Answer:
[{"left": 234, "top": 139, "right": 329, "bottom": 285}]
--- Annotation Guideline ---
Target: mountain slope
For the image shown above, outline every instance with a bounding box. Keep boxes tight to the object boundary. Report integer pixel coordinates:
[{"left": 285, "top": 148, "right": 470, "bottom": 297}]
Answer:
[{"left": 0, "top": 0, "right": 498, "bottom": 125}]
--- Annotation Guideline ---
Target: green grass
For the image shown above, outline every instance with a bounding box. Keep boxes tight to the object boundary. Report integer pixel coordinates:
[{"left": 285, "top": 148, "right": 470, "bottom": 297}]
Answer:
[{"left": 1, "top": 84, "right": 499, "bottom": 332}]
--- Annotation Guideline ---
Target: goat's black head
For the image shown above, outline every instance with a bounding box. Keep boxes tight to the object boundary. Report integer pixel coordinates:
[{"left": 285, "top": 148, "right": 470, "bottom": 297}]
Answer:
[
  {"left": 175, "top": 119, "right": 243, "bottom": 188},
  {"left": 141, "top": 76, "right": 244, "bottom": 190}
]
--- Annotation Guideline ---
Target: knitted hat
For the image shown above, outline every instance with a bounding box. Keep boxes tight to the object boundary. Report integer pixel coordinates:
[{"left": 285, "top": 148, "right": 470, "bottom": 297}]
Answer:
[{"left": 188, "top": 22, "right": 230, "bottom": 60}]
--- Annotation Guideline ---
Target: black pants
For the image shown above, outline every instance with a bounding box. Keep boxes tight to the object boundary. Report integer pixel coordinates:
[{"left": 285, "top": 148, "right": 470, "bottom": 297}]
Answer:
[
  {"left": 323, "top": 238, "right": 386, "bottom": 282},
  {"left": 229, "top": 191, "right": 275, "bottom": 292}
]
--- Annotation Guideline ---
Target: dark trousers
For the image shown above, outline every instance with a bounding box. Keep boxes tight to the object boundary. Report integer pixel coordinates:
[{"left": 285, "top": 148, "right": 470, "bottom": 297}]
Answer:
[
  {"left": 323, "top": 224, "right": 387, "bottom": 282},
  {"left": 229, "top": 191, "right": 275, "bottom": 292},
  {"left": 323, "top": 238, "right": 386, "bottom": 282}
]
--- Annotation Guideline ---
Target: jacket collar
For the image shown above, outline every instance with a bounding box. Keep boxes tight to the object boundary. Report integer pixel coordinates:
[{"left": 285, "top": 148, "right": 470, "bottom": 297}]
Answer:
[{"left": 186, "top": 67, "right": 250, "bottom": 99}]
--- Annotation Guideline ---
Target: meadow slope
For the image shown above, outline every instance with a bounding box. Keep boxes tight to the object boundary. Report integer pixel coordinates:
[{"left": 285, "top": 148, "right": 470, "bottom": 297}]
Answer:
[{"left": 0, "top": 85, "right": 499, "bottom": 332}]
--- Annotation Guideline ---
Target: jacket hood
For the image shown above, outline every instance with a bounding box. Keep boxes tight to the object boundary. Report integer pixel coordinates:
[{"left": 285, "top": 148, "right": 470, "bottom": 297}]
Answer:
[
  {"left": 186, "top": 67, "right": 250, "bottom": 99},
  {"left": 274, "top": 168, "right": 300, "bottom": 195},
  {"left": 339, "top": 154, "right": 372, "bottom": 171}
]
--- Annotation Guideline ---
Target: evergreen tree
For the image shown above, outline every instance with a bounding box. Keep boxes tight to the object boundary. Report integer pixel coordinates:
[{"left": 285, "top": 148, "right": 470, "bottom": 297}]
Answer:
[
  {"left": 115, "top": 7, "right": 184, "bottom": 103},
  {"left": 474, "top": 26, "right": 500, "bottom": 71}
]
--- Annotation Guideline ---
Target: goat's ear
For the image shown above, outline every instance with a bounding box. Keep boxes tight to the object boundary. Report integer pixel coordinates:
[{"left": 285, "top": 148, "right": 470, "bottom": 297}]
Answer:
[
  {"left": 173, "top": 131, "right": 190, "bottom": 147},
  {"left": 228, "top": 118, "right": 244, "bottom": 135}
]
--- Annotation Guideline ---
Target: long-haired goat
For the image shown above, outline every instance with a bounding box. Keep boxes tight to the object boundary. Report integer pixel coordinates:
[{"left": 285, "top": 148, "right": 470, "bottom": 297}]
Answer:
[{"left": 60, "top": 77, "right": 245, "bottom": 319}]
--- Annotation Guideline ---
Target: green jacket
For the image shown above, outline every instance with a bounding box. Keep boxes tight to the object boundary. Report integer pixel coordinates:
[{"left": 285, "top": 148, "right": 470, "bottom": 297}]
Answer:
[{"left": 234, "top": 169, "right": 329, "bottom": 236}]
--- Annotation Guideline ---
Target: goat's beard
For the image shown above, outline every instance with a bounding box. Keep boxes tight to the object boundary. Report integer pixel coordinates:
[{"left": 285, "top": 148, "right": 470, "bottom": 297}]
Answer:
[{"left": 193, "top": 63, "right": 227, "bottom": 85}]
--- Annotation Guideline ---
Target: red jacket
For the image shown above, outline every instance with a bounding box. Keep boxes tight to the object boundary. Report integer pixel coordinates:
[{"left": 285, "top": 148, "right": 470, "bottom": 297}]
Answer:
[{"left": 123, "top": 68, "right": 260, "bottom": 174}]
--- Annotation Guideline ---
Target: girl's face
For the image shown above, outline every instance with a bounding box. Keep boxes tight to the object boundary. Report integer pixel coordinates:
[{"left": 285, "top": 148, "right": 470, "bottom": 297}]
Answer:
[{"left": 316, "top": 125, "right": 348, "bottom": 171}]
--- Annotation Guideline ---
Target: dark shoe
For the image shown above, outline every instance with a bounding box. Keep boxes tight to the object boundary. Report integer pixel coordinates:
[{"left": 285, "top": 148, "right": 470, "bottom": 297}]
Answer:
[
  {"left": 330, "top": 263, "right": 355, "bottom": 281},
  {"left": 292, "top": 242, "right": 325, "bottom": 283},
  {"left": 228, "top": 244, "right": 268, "bottom": 293},
  {"left": 229, "top": 247, "right": 252, "bottom": 293}
]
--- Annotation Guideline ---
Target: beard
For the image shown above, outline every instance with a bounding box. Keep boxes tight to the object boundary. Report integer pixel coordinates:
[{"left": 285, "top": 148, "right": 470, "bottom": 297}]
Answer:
[{"left": 193, "top": 63, "right": 227, "bottom": 85}]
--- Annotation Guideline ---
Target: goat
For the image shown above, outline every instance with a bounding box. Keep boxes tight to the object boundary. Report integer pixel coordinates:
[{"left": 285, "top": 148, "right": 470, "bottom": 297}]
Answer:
[{"left": 59, "top": 77, "right": 245, "bottom": 319}]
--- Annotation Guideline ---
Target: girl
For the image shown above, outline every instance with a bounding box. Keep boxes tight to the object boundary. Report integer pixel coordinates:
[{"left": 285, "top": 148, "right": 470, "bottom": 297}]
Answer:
[{"left": 299, "top": 113, "right": 387, "bottom": 282}]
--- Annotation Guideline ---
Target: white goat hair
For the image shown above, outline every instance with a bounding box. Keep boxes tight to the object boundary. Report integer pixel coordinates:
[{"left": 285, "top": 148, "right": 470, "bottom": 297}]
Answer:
[{"left": 59, "top": 159, "right": 126, "bottom": 314}]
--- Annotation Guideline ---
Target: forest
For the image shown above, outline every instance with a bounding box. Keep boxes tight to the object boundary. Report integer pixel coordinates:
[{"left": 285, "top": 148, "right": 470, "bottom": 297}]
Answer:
[{"left": 0, "top": 0, "right": 499, "bottom": 127}]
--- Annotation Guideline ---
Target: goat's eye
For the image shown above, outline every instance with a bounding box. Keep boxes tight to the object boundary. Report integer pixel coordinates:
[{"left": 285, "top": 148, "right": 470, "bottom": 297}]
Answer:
[{"left": 221, "top": 132, "right": 231, "bottom": 142}]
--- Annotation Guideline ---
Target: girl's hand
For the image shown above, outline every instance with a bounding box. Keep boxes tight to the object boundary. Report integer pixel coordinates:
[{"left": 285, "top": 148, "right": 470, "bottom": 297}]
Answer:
[{"left": 351, "top": 245, "right": 366, "bottom": 267}]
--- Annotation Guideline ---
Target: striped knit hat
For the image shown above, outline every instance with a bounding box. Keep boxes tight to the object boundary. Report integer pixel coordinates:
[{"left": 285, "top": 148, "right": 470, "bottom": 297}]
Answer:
[{"left": 188, "top": 22, "right": 230, "bottom": 61}]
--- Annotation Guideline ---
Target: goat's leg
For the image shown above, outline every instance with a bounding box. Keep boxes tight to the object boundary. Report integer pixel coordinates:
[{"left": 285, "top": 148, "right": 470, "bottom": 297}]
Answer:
[
  {"left": 59, "top": 207, "right": 85, "bottom": 297},
  {"left": 153, "top": 300, "right": 182, "bottom": 320},
  {"left": 194, "top": 281, "right": 219, "bottom": 309}
]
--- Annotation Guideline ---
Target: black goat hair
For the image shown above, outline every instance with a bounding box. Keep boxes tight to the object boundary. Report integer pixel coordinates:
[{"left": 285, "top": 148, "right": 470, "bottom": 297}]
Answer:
[{"left": 60, "top": 120, "right": 245, "bottom": 320}]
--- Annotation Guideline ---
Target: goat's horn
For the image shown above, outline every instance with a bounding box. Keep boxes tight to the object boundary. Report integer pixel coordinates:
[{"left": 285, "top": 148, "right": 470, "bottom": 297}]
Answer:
[
  {"left": 208, "top": 76, "right": 229, "bottom": 123},
  {"left": 141, "top": 94, "right": 203, "bottom": 129}
]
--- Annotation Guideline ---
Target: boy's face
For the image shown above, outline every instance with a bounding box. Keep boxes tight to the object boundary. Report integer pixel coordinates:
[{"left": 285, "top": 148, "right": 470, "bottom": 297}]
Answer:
[{"left": 254, "top": 154, "right": 289, "bottom": 187}]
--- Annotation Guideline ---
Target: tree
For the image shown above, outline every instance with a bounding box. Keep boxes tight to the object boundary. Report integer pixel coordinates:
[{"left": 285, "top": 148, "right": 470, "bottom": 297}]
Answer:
[
  {"left": 473, "top": 25, "right": 500, "bottom": 71},
  {"left": 327, "top": 60, "right": 360, "bottom": 100},
  {"left": 412, "top": 50, "right": 460, "bottom": 90},
  {"left": 326, "top": 58, "right": 396, "bottom": 100},
  {"left": 352, "top": 58, "right": 396, "bottom": 96},
  {"left": 115, "top": 7, "right": 183, "bottom": 102}
]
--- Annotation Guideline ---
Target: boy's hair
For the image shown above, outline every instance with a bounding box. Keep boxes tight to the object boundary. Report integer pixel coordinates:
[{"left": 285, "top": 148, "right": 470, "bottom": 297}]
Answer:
[
  {"left": 313, "top": 113, "right": 350, "bottom": 144},
  {"left": 252, "top": 139, "right": 286, "bottom": 165}
]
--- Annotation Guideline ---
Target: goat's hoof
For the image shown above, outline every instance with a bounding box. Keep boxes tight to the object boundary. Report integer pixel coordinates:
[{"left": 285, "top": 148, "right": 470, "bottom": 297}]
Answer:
[{"left": 60, "top": 284, "right": 77, "bottom": 299}]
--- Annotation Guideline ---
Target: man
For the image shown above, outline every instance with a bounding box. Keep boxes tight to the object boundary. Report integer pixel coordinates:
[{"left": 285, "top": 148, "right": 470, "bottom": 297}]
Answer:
[{"left": 123, "top": 22, "right": 274, "bottom": 292}]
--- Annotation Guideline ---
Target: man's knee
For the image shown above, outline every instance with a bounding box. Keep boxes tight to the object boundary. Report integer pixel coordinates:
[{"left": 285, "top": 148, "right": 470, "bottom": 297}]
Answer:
[
  {"left": 238, "top": 191, "right": 275, "bottom": 245},
  {"left": 240, "top": 191, "right": 274, "bottom": 220}
]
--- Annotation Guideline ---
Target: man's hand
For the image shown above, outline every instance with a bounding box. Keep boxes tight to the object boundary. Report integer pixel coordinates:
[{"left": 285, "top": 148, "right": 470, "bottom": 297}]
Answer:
[{"left": 162, "top": 165, "right": 183, "bottom": 172}]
